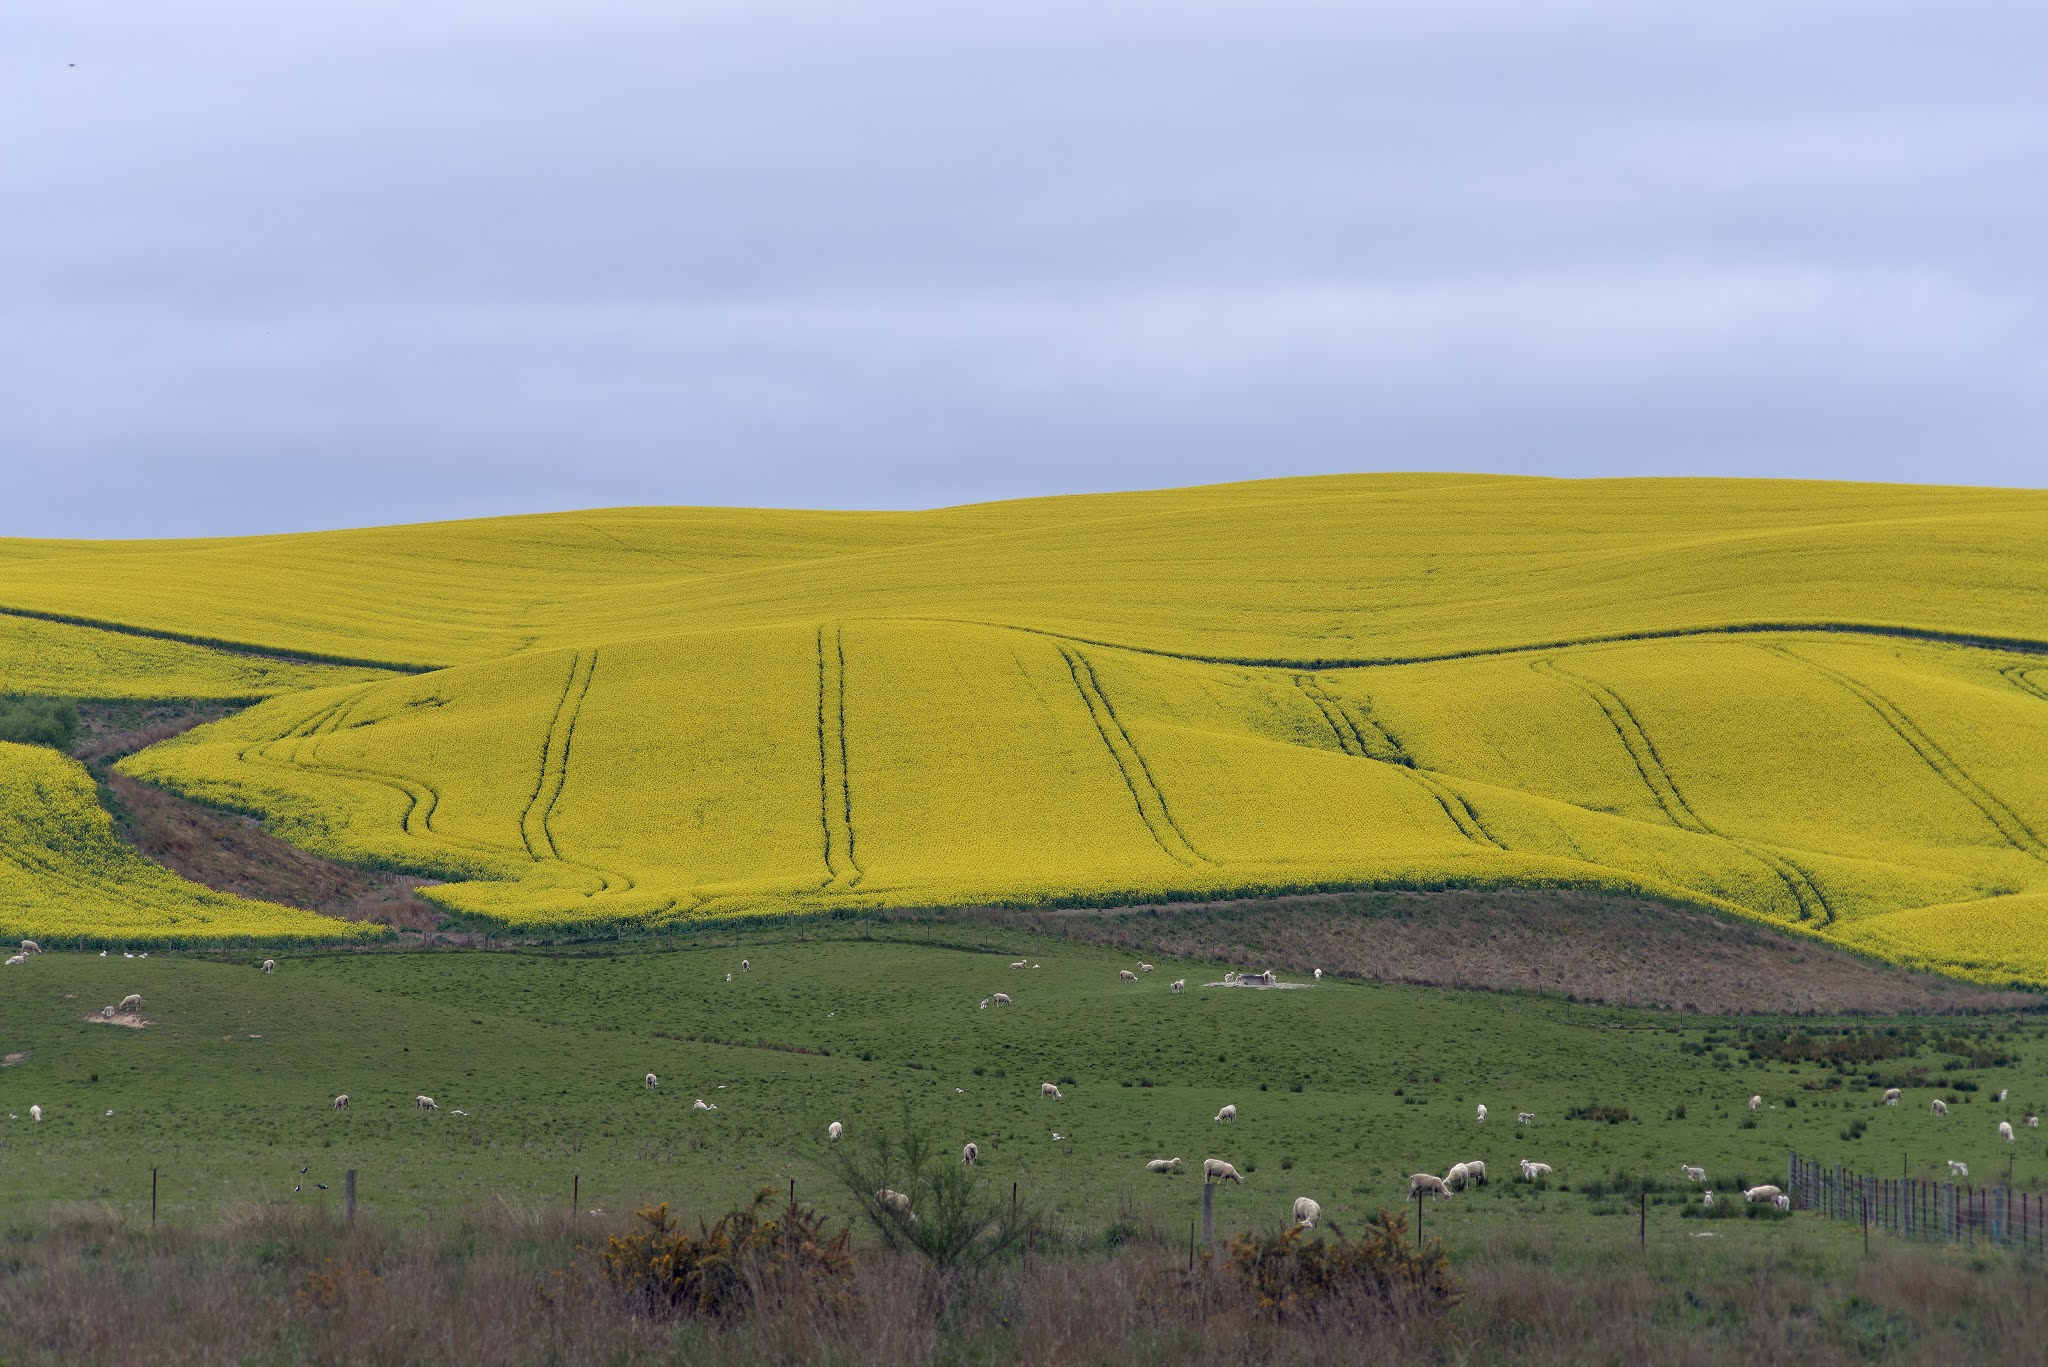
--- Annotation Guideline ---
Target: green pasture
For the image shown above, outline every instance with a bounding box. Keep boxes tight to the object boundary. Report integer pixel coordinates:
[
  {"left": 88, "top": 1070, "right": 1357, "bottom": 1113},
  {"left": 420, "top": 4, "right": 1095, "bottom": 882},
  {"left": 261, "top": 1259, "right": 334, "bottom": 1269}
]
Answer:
[{"left": 3, "top": 926, "right": 2044, "bottom": 1248}]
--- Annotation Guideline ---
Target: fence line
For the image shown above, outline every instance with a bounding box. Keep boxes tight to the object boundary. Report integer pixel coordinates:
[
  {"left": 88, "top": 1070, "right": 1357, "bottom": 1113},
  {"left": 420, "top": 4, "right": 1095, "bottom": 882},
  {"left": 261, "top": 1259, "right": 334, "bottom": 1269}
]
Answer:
[{"left": 1786, "top": 1149, "right": 2041, "bottom": 1255}]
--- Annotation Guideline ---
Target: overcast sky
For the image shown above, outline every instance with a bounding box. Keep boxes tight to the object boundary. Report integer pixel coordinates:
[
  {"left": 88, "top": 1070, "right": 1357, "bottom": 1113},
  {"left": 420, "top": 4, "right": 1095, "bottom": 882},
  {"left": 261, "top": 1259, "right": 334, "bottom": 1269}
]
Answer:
[{"left": 3, "top": 1, "right": 2043, "bottom": 537}]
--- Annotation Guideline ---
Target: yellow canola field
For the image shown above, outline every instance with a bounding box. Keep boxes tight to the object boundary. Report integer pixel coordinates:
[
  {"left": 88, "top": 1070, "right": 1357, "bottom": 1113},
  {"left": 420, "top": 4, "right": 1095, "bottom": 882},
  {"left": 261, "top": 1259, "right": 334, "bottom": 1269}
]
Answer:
[
  {"left": 2, "top": 474, "right": 2047, "bottom": 981},
  {"left": 0, "top": 741, "right": 377, "bottom": 944}
]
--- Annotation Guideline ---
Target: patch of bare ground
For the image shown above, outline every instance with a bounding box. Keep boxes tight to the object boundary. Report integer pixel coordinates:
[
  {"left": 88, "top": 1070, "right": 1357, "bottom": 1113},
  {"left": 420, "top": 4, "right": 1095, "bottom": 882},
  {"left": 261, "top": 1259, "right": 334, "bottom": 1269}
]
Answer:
[
  {"left": 74, "top": 700, "right": 442, "bottom": 931},
  {"left": 929, "top": 889, "right": 2037, "bottom": 1016},
  {"left": 83, "top": 1014, "right": 146, "bottom": 1029}
]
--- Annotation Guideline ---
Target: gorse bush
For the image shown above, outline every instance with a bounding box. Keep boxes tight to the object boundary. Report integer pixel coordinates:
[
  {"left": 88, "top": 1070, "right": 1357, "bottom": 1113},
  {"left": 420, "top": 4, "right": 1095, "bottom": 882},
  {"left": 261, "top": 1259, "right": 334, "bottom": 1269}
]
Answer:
[
  {"left": 599, "top": 1188, "right": 852, "bottom": 1322},
  {"left": 1226, "top": 1209, "right": 1462, "bottom": 1327}
]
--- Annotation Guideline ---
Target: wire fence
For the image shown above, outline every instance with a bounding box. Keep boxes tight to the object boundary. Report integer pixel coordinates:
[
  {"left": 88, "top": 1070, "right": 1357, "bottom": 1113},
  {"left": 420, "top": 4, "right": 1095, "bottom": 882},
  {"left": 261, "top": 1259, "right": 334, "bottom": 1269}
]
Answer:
[{"left": 1786, "top": 1149, "right": 2045, "bottom": 1254}]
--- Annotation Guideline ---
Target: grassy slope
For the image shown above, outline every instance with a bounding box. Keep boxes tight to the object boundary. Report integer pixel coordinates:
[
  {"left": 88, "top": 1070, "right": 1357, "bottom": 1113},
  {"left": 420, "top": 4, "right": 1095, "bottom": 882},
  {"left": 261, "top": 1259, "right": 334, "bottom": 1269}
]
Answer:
[
  {"left": 3, "top": 933, "right": 2043, "bottom": 1239},
  {"left": 2, "top": 474, "right": 2047, "bottom": 978}
]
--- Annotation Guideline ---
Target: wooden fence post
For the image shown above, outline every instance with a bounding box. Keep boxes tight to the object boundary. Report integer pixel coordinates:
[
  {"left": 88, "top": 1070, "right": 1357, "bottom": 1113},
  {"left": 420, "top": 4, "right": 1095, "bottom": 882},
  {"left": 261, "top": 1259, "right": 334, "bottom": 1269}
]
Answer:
[
  {"left": 1202, "top": 1181, "right": 1215, "bottom": 1249},
  {"left": 151, "top": 1167, "right": 158, "bottom": 1229},
  {"left": 572, "top": 1174, "right": 579, "bottom": 1219},
  {"left": 345, "top": 1169, "right": 356, "bottom": 1226}
]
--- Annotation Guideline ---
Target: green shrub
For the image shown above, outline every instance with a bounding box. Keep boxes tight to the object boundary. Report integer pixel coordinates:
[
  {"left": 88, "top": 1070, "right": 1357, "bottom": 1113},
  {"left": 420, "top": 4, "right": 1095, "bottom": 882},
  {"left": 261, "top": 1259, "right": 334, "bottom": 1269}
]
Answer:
[{"left": 0, "top": 695, "right": 79, "bottom": 752}]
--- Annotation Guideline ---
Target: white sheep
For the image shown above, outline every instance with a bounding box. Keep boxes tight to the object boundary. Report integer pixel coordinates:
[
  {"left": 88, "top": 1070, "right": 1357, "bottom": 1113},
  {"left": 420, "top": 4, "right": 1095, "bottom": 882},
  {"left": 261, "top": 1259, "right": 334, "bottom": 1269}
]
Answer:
[
  {"left": 1775, "top": 1194, "right": 1792, "bottom": 1212},
  {"left": 1517, "top": 1111, "right": 1535, "bottom": 1125},
  {"left": 992, "top": 993, "right": 1012, "bottom": 1006},
  {"left": 1519, "top": 1160, "right": 1553, "bottom": 1179},
  {"left": 100, "top": 1005, "right": 115, "bottom": 1019},
  {"left": 334, "top": 1094, "right": 349, "bottom": 1111},
  {"left": 1702, "top": 1190, "right": 1715, "bottom": 1208},
  {"left": 30, "top": 1105, "right": 42, "bottom": 1122},
  {"left": 1948, "top": 1160, "right": 1969, "bottom": 1177},
  {"left": 2030, "top": 1115, "right": 2041, "bottom": 1129},
  {"left": 1203, "top": 1158, "right": 1244, "bottom": 1185},
  {"left": 740, "top": 960, "right": 749, "bottom": 972},
  {"left": 1243, "top": 970, "right": 1276, "bottom": 986},
  {"left": 1292, "top": 1196, "right": 1322, "bottom": 1229},
  {"left": 1445, "top": 1162, "right": 1474, "bottom": 1191},
  {"left": 21, "top": 940, "right": 40, "bottom": 954},
  {"left": 962, "top": 1142, "right": 979, "bottom": 1165},
  {"left": 1463, "top": 1159, "right": 1487, "bottom": 1185},
  {"left": 1883, "top": 1088, "right": 1902, "bottom": 1106},
  {"left": 1041, "top": 1082, "right": 1063, "bottom": 1099},
  {"left": 1932, "top": 1098, "right": 1949, "bottom": 1117},
  {"left": 1145, "top": 1158, "right": 1184, "bottom": 1173},
  {"left": 2000, "top": 1121, "right": 2015, "bottom": 1143},
  {"left": 645, "top": 1073, "right": 658, "bottom": 1089},
  {"left": 1215, "top": 1104, "right": 1237, "bottom": 1123},
  {"left": 1138, "top": 963, "right": 1153, "bottom": 973},
  {"left": 119, "top": 994, "right": 142, "bottom": 1013},
  {"left": 1996, "top": 1088, "right": 2008, "bottom": 1102},
  {"left": 1313, "top": 968, "right": 1322, "bottom": 979},
  {"left": 1476, "top": 1104, "right": 1487, "bottom": 1124},
  {"left": 261, "top": 959, "right": 276, "bottom": 974},
  {"left": 979, "top": 999, "right": 989, "bottom": 1010},
  {"left": 416, "top": 1095, "right": 437, "bottom": 1110},
  {"left": 828, "top": 1120, "right": 843, "bottom": 1142},
  {"left": 876, "top": 1188, "right": 916, "bottom": 1222},
  {"left": 1120, "top": 970, "right": 1138, "bottom": 981},
  {"left": 1010, "top": 960, "right": 1026, "bottom": 970},
  {"left": 1222, "top": 972, "right": 1240, "bottom": 986},
  {"left": 694, "top": 1098, "right": 717, "bottom": 1111},
  {"left": 1409, "top": 1173, "right": 1451, "bottom": 1199},
  {"left": 1748, "top": 1094, "right": 1762, "bottom": 1112},
  {"left": 1681, "top": 1165, "right": 1707, "bottom": 1184},
  {"left": 1742, "top": 1185, "right": 1782, "bottom": 1204},
  {"left": 1171, "top": 979, "right": 1185, "bottom": 994},
  {"left": 4, "top": 954, "right": 24, "bottom": 967}
]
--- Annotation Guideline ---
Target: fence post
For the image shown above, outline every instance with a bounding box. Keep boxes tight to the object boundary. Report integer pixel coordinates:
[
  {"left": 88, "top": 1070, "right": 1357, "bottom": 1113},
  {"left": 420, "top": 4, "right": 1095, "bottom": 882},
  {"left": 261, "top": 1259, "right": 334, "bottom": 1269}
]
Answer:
[
  {"left": 151, "top": 1167, "right": 158, "bottom": 1229},
  {"left": 1202, "top": 1181, "right": 1215, "bottom": 1249},
  {"left": 345, "top": 1169, "right": 356, "bottom": 1226},
  {"left": 572, "top": 1174, "right": 579, "bottom": 1220},
  {"left": 1639, "top": 1188, "right": 1646, "bottom": 1250}
]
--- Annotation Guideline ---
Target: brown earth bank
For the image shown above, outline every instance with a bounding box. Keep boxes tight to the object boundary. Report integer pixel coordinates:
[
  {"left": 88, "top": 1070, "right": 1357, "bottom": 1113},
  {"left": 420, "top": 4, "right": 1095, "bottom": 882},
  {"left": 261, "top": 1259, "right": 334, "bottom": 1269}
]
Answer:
[
  {"left": 914, "top": 890, "right": 2038, "bottom": 1017},
  {"left": 74, "top": 699, "right": 442, "bottom": 931}
]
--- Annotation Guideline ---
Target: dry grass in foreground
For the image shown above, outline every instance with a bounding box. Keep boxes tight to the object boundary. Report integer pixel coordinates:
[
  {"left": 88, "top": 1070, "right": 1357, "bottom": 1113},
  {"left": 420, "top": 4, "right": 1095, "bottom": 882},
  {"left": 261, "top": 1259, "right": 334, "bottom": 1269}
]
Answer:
[{"left": 1, "top": 1203, "right": 2043, "bottom": 1365}]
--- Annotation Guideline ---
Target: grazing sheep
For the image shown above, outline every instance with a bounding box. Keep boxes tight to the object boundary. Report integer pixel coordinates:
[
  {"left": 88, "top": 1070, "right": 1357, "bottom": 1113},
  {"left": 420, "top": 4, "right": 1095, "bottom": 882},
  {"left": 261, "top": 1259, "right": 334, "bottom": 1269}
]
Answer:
[
  {"left": 1041, "top": 1082, "right": 1063, "bottom": 1099},
  {"left": 1932, "top": 1098, "right": 1949, "bottom": 1117},
  {"left": 1215, "top": 1104, "right": 1237, "bottom": 1123},
  {"left": 1171, "top": 979, "right": 1185, "bottom": 994},
  {"left": 21, "top": 940, "right": 40, "bottom": 954},
  {"left": 30, "top": 1105, "right": 42, "bottom": 1122},
  {"left": 1748, "top": 1095, "right": 1762, "bottom": 1112},
  {"left": 100, "top": 1005, "right": 114, "bottom": 1019},
  {"left": 962, "top": 1142, "right": 979, "bottom": 1165},
  {"left": 1119, "top": 970, "right": 1138, "bottom": 981},
  {"left": 118, "top": 994, "right": 142, "bottom": 1013},
  {"left": 1681, "top": 1165, "right": 1707, "bottom": 1184},
  {"left": 1476, "top": 1104, "right": 1487, "bottom": 1124},
  {"left": 1145, "top": 1158, "right": 1184, "bottom": 1174},
  {"left": 1203, "top": 1159, "right": 1244, "bottom": 1185},
  {"left": 1313, "top": 968, "right": 1322, "bottom": 980},
  {"left": 1463, "top": 1160, "right": 1487, "bottom": 1186},
  {"left": 1702, "top": 1190, "right": 1715, "bottom": 1208},
  {"left": 1444, "top": 1162, "right": 1471, "bottom": 1190},
  {"left": 2030, "top": 1115, "right": 2041, "bottom": 1129},
  {"left": 1996, "top": 1088, "right": 2008, "bottom": 1102},
  {"left": 1517, "top": 1112, "right": 1535, "bottom": 1125},
  {"left": 1409, "top": 1174, "right": 1451, "bottom": 1200},
  {"left": 694, "top": 1099, "right": 716, "bottom": 1112},
  {"left": 828, "top": 1121, "right": 843, "bottom": 1142},
  {"left": 992, "top": 993, "right": 1012, "bottom": 1006},
  {"left": 416, "top": 1096, "right": 437, "bottom": 1110},
  {"left": 2000, "top": 1121, "right": 2015, "bottom": 1143},
  {"left": 876, "top": 1188, "right": 915, "bottom": 1221},
  {"left": 1138, "top": 963, "right": 1154, "bottom": 973},
  {"left": 1010, "top": 960, "right": 1026, "bottom": 970},
  {"left": 740, "top": 960, "right": 749, "bottom": 972},
  {"left": 261, "top": 959, "right": 276, "bottom": 974},
  {"left": 1292, "top": 1196, "right": 1322, "bottom": 1229},
  {"left": 1949, "top": 1160, "right": 1969, "bottom": 1177},
  {"left": 1519, "top": 1160, "right": 1553, "bottom": 1180},
  {"left": 334, "top": 1094, "right": 349, "bottom": 1111},
  {"left": 645, "top": 1073, "right": 658, "bottom": 1089},
  {"left": 1775, "top": 1194, "right": 1792, "bottom": 1211},
  {"left": 1883, "top": 1088, "right": 1902, "bottom": 1106},
  {"left": 1742, "top": 1185, "right": 1782, "bottom": 1204}
]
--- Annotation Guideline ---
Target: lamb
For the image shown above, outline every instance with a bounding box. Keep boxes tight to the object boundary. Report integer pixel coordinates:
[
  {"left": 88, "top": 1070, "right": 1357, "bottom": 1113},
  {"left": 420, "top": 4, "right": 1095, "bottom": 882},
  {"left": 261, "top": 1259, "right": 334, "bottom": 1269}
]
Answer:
[
  {"left": 694, "top": 1099, "right": 717, "bottom": 1111},
  {"left": 1041, "top": 1082, "right": 1063, "bottom": 1099},
  {"left": 2000, "top": 1121, "right": 2015, "bottom": 1143},
  {"left": 334, "top": 1094, "right": 349, "bottom": 1111},
  {"left": 1775, "top": 1194, "right": 1792, "bottom": 1211},
  {"left": 1932, "top": 1098, "right": 1949, "bottom": 1117},
  {"left": 119, "top": 994, "right": 142, "bottom": 1013},
  {"left": 740, "top": 960, "right": 749, "bottom": 972},
  {"left": 1145, "top": 1158, "right": 1184, "bottom": 1173},
  {"left": 4, "top": 954, "right": 24, "bottom": 967},
  {"left": 1222, "top": 972, "right": 1240, "bottom": 986},
  {"left": 1170, "top": 979, "right": 1185, "bottom": 994},
  {"left": 876, "top": 1189, "right": 916, "bottom": 1222},
  {"left": 1476, "top": 1104, "right": 1487, "bottom": 1124},
  {"left": 1996, "top": 1088, "right": 2008, "bottom": 1102},
  {"left": 828, "top": 1121, "right": 843, "bottom": 1142},
  {"left": 1214, "top": 1104, "right": 1237, "bottom": 1123},
  {"left": 416, "top": 1095, "right": 437, "bottom": 1110},
  {"left": 1517, "top": 1112, "right": 1536, "bottom": 1125},
  {"left": 980, "top": 999, "right": 989, "bottom": 1010},
  {"left": 1203, "top": 1158, "right": 1244, "bottom": 1185},
  {"left": 645, "top": 1073, "right": 658, "bottom": 1089},
  {"left": 1010, "top": 961, "right": 1027, "bottom": 970},
  {"left": 1883, "top": 1088, "right": 1902, "bottom": 1106},
  {"left": 1292, "top": 1196, "right": 1322, "bottom": 1229},
  {"left": 1748, "top": 1095, "right": 1762, "bottom": 1112},
  {"left": 962, "top": 1142, "right": 979, "bottom": 1165},
  {"left": 1120, "top": 970, "right": 1138, "bottom": 981},
  {"left": 1703, "top": 1190, "right": 1715, "bottom": 1208},
  {"left": 100, "top": 1005, "right": 115, "bottom": 1019},
  {"left": 1409, "top": 1173, "right": 1451, "bottom": 1199},
  {"left": 1519, "top": 1160, "right": 1553, "bottom": 1180},
  {"left": 2030, "top": 1115, "right": 2041, "bottom": 1129},
  {"left": 30, "top": 1105, "right": 42, "bottom": 1122},
  {"left": 1949, "top": 1160, "right": 1969, "bottom": 1177},
  {"left": 992, "top": 993, "right": 1012, "bottom": 1006},
  {"left": 1742, "top": 1185, "right": 1782, "bottom": 1203},
  {"left": 1681, "top": 1165, "right": 1707, "bottom": 1184},
  {"left": 262, "top": 959, "right": 276, "bottom": 974},
  {"left": 1313, "top": 968, "right": 1323, "bottom": 979},
  {"left": 1137, "top": 963, "right": 1153, "bottom": 973}
]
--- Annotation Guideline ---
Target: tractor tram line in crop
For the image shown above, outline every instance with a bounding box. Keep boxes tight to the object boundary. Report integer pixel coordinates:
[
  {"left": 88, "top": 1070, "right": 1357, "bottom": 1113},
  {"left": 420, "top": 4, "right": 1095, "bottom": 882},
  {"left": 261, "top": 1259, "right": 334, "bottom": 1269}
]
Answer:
[{"left": 1058, "top": 645, "right": 1205, "bottom": 867}]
